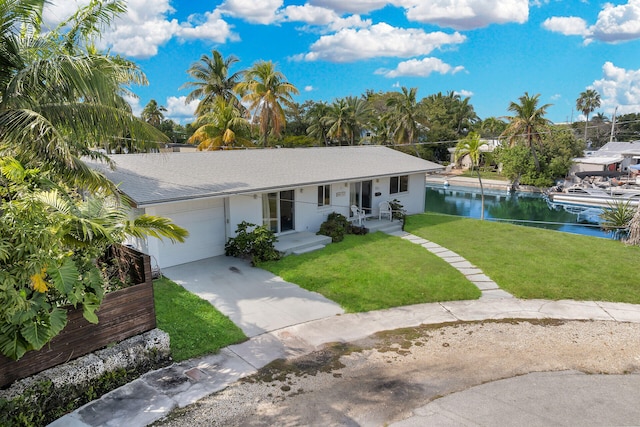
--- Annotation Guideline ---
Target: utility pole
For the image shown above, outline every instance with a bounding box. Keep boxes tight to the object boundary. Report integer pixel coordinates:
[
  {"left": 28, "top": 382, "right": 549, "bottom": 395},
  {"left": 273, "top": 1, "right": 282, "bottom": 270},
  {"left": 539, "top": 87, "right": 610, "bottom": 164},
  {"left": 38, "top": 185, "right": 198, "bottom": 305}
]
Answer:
[{"left": 610, "top": 106, "right": 618, "bottom": 143}]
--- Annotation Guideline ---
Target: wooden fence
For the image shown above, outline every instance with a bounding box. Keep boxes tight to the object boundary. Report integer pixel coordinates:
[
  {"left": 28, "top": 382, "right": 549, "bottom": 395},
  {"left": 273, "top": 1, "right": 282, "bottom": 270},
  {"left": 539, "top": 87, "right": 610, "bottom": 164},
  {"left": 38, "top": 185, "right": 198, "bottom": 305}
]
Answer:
[{"left": 0, "top": 246, "right": 156, "bottom": 388}]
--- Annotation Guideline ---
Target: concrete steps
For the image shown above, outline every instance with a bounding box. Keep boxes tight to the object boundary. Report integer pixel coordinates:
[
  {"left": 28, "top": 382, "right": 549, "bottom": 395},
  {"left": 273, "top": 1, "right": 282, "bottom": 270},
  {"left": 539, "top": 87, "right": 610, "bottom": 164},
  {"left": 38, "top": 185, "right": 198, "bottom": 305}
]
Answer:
[{"left": 275, "top": 232, "right": 332, "bottom": 255}]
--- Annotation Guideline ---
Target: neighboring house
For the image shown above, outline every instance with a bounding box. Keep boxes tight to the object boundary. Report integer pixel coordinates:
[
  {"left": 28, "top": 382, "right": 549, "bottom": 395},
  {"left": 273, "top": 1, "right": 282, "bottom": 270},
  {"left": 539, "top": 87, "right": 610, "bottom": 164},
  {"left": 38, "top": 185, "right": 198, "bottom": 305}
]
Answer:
[
  {"left": 87, "top": 146, "right": 443, "bottom": 268},
  {"left": 448, "top": 138, "right": 500, "bottom": 168},
  {"left": 571, "top": 141, "right": 640, "bottom": 176}
]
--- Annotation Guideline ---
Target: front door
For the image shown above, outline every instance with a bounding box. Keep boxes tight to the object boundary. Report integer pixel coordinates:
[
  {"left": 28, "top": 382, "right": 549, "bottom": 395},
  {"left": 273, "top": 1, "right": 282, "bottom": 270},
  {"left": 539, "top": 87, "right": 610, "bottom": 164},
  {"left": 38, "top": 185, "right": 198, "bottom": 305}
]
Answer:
[
  {"left": 263, "top": 190, "right": 295, "bottom": 233},
  {"left": 350, "top": 180, "right": 372, "bottom": 216}
]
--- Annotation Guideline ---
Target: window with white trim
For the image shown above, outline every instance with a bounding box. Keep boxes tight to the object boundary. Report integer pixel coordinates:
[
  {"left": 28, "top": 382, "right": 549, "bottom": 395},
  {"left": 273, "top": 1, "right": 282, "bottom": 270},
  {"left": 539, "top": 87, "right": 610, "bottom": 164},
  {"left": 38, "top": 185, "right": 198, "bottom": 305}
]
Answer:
[
  {"left": 317, "top": 184, "right": 331, "bottom": 207},
  {"left": 390, "top": 175, "right": 409, "bottom": 194}
]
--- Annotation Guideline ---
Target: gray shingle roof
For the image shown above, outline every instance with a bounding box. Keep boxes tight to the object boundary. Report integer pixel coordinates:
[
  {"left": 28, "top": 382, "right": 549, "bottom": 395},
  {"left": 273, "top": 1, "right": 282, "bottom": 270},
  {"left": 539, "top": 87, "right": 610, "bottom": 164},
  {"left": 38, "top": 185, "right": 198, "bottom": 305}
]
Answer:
[{"left": 86, "top": 146, "right": 443, "bottom": 206}]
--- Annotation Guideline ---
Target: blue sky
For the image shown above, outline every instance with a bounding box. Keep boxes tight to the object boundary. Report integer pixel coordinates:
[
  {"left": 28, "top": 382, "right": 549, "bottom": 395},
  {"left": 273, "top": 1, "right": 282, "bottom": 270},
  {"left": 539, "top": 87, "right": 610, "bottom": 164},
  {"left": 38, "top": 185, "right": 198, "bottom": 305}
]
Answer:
[{"left": 43, "top": 1, "right": 640, "bottom": 125}]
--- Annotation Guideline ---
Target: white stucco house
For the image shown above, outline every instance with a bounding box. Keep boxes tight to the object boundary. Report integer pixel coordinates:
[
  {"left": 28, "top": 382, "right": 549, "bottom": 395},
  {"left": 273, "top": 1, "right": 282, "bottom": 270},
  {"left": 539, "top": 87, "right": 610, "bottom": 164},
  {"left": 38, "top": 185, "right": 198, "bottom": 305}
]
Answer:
[
  {"left": 571, "top": 141, "right": 640, "bottom": 176},
  {"left": 88, "top": 146, "right": 443, "bottom": 268}
]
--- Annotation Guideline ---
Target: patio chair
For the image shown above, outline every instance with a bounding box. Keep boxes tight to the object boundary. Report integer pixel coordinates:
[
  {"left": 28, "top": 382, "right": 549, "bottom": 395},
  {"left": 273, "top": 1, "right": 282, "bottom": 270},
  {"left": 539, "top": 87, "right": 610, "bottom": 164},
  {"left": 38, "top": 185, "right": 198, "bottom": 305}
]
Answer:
[
  {"left": 351, "top": 205, "right": 365, "bottom": 226},
  {"left": 379, "top": 201, "right": 393, "bottom": 221}
]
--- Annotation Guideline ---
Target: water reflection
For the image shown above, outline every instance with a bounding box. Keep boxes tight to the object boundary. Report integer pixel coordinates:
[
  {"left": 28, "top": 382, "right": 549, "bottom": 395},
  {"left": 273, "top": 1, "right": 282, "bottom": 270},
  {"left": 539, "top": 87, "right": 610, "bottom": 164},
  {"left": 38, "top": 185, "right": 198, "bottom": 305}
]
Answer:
[{"left": 425, "top": 185, "right": 611, "bottom": 239}]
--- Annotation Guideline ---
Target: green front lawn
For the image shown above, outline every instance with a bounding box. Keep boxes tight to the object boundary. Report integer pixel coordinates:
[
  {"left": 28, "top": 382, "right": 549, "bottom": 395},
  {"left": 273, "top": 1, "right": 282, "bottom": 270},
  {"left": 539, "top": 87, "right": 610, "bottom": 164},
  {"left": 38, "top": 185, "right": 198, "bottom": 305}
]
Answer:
[
  {"left": 406, "top": 213, "right": 640, "bottom": 303},
  {"left": 153, "top": 278, "right": 247, "bottom": 361},
  {"left": 259, "top": 232, "right": 481, "bottom": 312}
]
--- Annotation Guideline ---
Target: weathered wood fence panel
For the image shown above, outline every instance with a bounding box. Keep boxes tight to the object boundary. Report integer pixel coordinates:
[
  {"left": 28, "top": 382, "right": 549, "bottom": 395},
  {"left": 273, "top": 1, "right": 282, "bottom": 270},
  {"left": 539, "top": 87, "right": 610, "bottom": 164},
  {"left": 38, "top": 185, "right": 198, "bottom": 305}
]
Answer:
[{"left": 0, "top": 247, "right": 156, "bottom": 388}]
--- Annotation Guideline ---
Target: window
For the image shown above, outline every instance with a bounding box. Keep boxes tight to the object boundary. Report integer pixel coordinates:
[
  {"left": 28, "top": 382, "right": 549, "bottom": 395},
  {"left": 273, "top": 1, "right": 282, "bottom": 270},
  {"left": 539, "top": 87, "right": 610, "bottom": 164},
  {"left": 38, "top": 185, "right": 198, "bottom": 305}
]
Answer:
[
  {"left": 318, "top": 184, "right": 331, "bottom": 207},
  {"left": 390, "top": 175, "right": 409, "bottom": 194}
]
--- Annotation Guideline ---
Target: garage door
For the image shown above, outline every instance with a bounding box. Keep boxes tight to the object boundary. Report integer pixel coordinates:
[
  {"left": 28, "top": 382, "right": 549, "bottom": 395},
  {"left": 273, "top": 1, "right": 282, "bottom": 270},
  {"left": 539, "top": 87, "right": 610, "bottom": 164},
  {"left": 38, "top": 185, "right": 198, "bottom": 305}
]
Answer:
[{"left": 153, "top": 198, "right": 226, "bottom": 268}]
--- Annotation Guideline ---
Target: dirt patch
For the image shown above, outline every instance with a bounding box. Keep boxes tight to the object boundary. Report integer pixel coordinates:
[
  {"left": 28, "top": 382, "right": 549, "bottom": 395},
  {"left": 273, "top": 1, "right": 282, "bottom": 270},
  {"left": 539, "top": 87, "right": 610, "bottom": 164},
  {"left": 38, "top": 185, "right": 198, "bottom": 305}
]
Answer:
[{"left": 155, "top": 320, "right": 640, "bottom": 427}]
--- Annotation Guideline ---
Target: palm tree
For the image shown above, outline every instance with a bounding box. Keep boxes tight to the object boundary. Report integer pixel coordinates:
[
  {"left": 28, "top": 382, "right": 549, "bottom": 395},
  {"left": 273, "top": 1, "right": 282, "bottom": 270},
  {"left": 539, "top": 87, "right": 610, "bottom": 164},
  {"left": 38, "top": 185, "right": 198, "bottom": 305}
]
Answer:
[
  {"left": 306, "top": 101, "right": 331, "bottom": 146},
  {"left": 188, "top": 97, "right": 252, "bottom": 150},
  {"left": 0, "top": 0, "right": 166, "bottom": 191},
  {"left": 344, "top": 96, "right": 373, "bottom": 145},
  {"left": 455, "top": 132, "right": 488, "bottom": 219},
  {"left": 182, "top": 50, "right": 244, "bottom": 117},
  {"left": 385, "top": 87, "right": 426, "bottom": 155},
  {"left": 141, "top": 99, "right": 167, "bottom": 128},
  {"left": 0, "top": 1, "right": 186, "bottom": 360},
  {"left": 234, "top": 60, "right": 299, "bottom": 146},
  {"left": 502, "top": 92, "right": 552, "bottom": 172},
  {"left": 478, "top": 117, "right": 507, "bottom": 138},
  {"left": 323, "top": 98, "right": 350, "bottom": 145},
  {"left": 453, "top": 96, "right": 479, "bottom": 134},
  {"left": 576, "top": 89, "right": 601, "bottom": 142}
]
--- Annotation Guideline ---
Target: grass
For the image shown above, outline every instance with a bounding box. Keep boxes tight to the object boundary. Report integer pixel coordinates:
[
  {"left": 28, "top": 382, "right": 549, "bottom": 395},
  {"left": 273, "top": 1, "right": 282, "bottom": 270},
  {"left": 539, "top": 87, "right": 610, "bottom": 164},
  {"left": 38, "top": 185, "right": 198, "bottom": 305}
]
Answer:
[
  {"left": 153, "top": 277, "right": 247, "bottom": 361},
  {"left": 405, "top": 213, "right": 640, "bottom": 303},
  {"left": 259, "top": 232, "right": 481, "bottom": 312},
  {"left": 459, "top": 169, "right": 509, "bottom": 180}
]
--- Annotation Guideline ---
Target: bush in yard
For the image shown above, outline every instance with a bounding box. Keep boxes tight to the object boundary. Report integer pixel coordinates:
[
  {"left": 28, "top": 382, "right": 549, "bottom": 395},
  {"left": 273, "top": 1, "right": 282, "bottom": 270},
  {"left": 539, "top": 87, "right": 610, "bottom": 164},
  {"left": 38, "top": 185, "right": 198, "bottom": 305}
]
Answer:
[
  {"left": 318, "top": 212, "right": 350, "bottom": 242},
  {"left": 389, "top": 199, "right": 407, "bottom": 229},
  {"left": 225, "top": 222, "right": 280, "bottom": 264}
]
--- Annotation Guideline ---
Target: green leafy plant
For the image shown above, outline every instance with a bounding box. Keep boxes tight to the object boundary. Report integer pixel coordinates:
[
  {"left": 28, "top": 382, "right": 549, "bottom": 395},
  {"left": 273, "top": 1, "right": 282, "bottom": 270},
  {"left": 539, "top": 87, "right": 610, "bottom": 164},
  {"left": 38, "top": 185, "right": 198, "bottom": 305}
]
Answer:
[
  {"left": 318, "top": 212, "right": 351, "bottom": 242},
  {"left": 388, "top": 199, "right": 407, "bottom": 227},
  {"left": 0, "top": 158, "right": 188, "bottom": 361},
  {"left": 225, "top": 221, "right": 281, "bottom": 264},
  {"left": 600, "top": 201, "right": 635, "bottom": 240}
]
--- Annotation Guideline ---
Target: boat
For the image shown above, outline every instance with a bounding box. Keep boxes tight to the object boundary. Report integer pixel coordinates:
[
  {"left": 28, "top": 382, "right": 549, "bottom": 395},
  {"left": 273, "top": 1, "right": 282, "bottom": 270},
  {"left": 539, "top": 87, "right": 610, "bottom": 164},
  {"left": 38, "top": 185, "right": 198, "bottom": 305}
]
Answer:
[{"left": 548, "top": 184, "right": 640, "bottom": 208}]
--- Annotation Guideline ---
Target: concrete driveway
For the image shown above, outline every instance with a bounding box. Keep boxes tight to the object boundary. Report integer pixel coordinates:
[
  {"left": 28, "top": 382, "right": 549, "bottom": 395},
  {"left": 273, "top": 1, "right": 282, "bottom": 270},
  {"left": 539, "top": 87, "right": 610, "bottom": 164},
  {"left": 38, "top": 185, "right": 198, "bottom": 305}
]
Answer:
[{"left": 161, "top": 256, "right": 345, "bottom": 337}]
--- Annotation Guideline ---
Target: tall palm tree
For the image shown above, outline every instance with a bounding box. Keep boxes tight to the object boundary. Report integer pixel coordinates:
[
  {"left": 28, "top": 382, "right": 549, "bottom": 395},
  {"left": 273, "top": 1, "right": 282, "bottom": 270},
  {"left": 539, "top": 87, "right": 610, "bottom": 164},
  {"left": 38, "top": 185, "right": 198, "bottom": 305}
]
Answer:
[
  {"left": 141, "top": 99, "right": 167, "bottom": 127},
  {"left": 453, "top": 96, "right": 479, "bottom": 134},
  {"left": 323, "top": 98, "right": 350, "bottom": 145},
  {"left": 576, "top": 89, "right": 601, "bottom": 142},
  {"left": 385, "top": 87, "right": 426, "bottom": 155},
  {"left": 344, "top": 96, "right": 373, "bottom": 145},
  {"left": 455, "top": 132, "right": 488, "bottom": 219},
  {"left": 501, "top": 92, "right": 552, "bottom": 172},
  {"left": 478, "top": 117, "right": 507, "bottom": 138},
  {"left": 182, "top": 50, "right": 244, "bottom": 117},
  {"left": 234, "top": 60, "right": 299, "bottom": 146},
  {"left": 188, "top": 97, "right": 252, "bottom": 150},
  {"left": 0, "top": 0, "right": 166, "bottom": 191},
  {"left": 306, "top": 101, "right": 331, "bottom": 146}
]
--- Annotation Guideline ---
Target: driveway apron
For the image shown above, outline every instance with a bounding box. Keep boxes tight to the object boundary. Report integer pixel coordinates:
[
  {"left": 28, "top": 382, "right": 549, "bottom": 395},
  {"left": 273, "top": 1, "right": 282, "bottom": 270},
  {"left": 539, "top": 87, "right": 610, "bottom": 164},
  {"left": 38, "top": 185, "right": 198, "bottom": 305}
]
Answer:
[{"left": 161, "top": 256, "right": 345, "bottom": 337}]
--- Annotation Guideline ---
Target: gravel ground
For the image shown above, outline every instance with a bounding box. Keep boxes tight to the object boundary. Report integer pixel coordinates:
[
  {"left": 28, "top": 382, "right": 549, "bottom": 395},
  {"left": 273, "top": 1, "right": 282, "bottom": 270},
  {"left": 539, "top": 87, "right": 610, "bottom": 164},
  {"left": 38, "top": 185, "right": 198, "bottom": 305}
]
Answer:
[{"left": 154, "top": 320, "right": 640, "bottom": 426}]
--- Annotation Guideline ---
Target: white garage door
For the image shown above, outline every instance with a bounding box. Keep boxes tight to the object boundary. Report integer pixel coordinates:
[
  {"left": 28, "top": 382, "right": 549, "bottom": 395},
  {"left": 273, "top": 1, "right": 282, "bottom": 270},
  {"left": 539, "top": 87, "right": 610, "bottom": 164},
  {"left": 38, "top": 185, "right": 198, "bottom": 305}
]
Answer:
[{"left": 153, "top": 198, "right": 226, "bottom": 268}]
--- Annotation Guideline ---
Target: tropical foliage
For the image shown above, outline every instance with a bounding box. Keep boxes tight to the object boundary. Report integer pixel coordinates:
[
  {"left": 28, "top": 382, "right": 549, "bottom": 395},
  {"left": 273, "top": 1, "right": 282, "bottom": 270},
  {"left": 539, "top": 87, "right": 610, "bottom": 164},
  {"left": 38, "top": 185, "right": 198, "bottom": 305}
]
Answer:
[
  {"left": 455, "top": 132, "right": 488, "bottom": 219},
  {"left": 235, "top": 60, "right": 299, "bottom": 146},
  {"left": 576, "top": 89, "right": 601, "bottom": 142},
  {"left": 0, "top": 0, "right": 187, "bottom": 360},
  {"left": 188, "top": 97, "right": 252, "bottom": 150},
  {"left": 501, "top": 92, "right": 552, "bottom": 172}
]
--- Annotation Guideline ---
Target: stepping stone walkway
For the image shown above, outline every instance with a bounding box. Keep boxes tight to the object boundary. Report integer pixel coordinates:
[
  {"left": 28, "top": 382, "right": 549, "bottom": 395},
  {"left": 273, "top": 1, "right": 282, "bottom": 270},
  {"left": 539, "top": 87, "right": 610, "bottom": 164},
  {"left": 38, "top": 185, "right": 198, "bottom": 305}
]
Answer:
[{"left": 395, "top": 231, "right": 514, "bottom": 299}]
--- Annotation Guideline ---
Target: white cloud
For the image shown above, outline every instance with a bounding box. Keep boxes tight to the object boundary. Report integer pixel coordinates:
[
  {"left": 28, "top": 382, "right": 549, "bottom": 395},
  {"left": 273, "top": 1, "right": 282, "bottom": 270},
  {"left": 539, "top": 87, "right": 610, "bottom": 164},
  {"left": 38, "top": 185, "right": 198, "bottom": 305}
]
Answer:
[
  {"left": 308, "top": 0, "right": 388, "bottom": 14},
  {"left": 42, "top": 0, "right": 91, "bottom": 27},
  {"left": 124, "top": 94, "right": 143, "bottom": 117},
  {"left": 165, "top": 96, "right": 199, "bottom": 123},
  {"left": 588, "top": 0, "right": 640, "bottom": 43},
  {"left": 397, "top": 0, "right": 529, "bottom": 30},
  {"left": 456, "top": 89, "right": 474, "bottom": 97},
  {"left": 304, "top": 85, "right": 314, "bottom": 92},
  {"left": 219, "top": 0, "right": 283, "bottom": 24},
  {"left": 591, "top": 62, "right": 640, "bottom": 116},
  {"left": 177, "top": 11, "right": 239, "bottom": 42},
  {"left": 542, "top": 16, "right": 589, "bottom": 36},
  {"left": 282, "top": 5, "right": 370, "bottom": 31},
  {"left": 545, "top": 1, "right": 640, "bottom": 44},
  {"left": 44, "top": 0, "right": 238, "bottom": 59},
  {"left": 376, "top": 57, "right": 464, "bottom": 77},
  {"left": 297, "top": 23, "right": 466, "bottom": 62}
]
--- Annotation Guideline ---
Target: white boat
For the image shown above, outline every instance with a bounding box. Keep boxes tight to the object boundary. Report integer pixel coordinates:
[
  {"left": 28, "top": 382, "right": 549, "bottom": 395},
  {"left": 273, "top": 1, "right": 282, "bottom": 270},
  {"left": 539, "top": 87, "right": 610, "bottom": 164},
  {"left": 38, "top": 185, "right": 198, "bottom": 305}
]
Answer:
[{"left": 549, "top": 184, "right": 640, "bottom": 208}]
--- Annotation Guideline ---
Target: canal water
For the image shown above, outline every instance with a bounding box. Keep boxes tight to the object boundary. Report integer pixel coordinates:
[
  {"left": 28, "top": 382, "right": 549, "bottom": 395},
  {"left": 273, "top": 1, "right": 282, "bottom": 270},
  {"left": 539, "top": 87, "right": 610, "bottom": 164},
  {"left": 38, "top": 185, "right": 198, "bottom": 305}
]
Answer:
[{"left": 425, "top": 185, "right": 612, "bottom": 239}]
